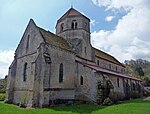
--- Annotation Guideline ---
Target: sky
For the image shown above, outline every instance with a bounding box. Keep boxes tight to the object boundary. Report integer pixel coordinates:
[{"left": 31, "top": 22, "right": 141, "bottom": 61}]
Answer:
[{"left": 0, "top": 0, "right": 150, "bottom": 78}]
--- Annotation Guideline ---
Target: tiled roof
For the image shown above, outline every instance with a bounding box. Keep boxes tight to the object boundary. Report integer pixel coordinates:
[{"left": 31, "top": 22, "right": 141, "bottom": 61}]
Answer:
[
  {"left": 76, "top": 60, "right": 141, "bottom": 81},
  {"left": 38, "top": 27, "right": 72, "bottom": 51},
  {"left": 93, "top": 47, "right": 124, "bottom": 66},
  {"left": 57, "top": 8, "right": 90, "bottom": 23}
]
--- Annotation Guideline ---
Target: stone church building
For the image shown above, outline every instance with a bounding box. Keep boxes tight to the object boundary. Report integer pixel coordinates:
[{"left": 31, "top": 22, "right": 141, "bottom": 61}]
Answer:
[{"left": 6, "top": 8, "right": 143, "bottom": 107}]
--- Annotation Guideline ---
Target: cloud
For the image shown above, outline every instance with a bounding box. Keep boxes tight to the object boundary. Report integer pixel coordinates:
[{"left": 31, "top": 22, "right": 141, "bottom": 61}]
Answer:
[
  {"left": 91, "top": 0, "right": 150, "bottom": 62},
  {"left": 105, "top": 16, "right": 115, "bottom": 22},
  {"left": 90, "top": 19, "right": 96, "bottom": 26},
  {"left": 91, "top": 0, "right": 145, "bottom": 11},
  {"left": 0, "top": 50, "right": 14, "bottom": 79}
]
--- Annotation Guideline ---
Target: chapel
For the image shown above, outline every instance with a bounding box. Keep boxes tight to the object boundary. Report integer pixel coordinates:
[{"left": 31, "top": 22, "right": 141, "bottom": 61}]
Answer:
[{"left": 6, "top": 8, "right": 143, "bottom": 107}]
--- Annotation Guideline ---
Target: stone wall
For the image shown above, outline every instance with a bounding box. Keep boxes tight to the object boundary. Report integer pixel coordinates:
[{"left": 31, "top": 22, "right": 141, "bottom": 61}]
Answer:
[
  {"left": 6, "top": 19, "right": 44, "bottom": 106},
  {"left": 75, "top": 61, "right": 97, "bottom": 102},
  {"left": 34, "top": 43, "right": 76, "bottom": 107}
]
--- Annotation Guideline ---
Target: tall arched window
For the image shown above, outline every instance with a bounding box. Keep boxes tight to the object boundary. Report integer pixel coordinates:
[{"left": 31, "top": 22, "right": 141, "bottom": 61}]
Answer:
[
  {"left": 60, "top": 23, "right": 64, "bottom": 32},
  {"left": 23, "top": 63, "right": 27, "bottom": 81},
  {"left": 71, "top": 20, "right": 77, "bottom": 29},
  {"left": 59, "top": 63, "right": 63, "bottom": 83},
  {"left": 109, "top": 64, "right": 111, "bottom": 70},
  {"left": 117, "top": 78, "right": 119, "bottom": 87},
  {"left": 84, "top": 47, "right": 87, "bottom": 55},
  {"left": 80, "top": 76, "right": 83, "bottom": 85},
  {"left": 97, "top": 60, "right": 99, "bottom": 66},
  {"left": 26, "top": 35, "right": 30, "bottom": 49}
]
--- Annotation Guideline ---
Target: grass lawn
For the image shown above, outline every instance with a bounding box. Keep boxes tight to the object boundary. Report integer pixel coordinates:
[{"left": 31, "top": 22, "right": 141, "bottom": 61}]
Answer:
[{"left": 0, "top": 99, "right": 150, "bottom": 114}]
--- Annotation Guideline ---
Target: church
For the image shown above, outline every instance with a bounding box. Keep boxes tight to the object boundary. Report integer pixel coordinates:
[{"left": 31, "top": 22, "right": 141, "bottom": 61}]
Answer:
[{"left": 6, "top": 8, "right": 143, "bottom": 107}]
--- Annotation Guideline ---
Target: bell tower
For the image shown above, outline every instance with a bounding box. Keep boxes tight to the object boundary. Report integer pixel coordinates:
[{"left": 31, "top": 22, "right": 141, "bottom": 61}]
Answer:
[{"left": 56, "top": 8, "right": 92, "bottom": 60}]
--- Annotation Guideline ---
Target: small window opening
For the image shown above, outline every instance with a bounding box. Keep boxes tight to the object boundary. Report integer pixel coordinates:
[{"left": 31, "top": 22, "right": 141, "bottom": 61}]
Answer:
[
  {"left": 71, "top": 20, "right": 77, "bottom": 29},
  {"left": 97, "top": 60, "right": 99, "bottom": 66},
  {"left": 80, "top": 76, "right": 83, "bottom": 85},
  {"left": 26, "top": 35, "right": 30, "bottom": 49},
  {"left": 23, "top": 63, "right": 27, "bottom": 82},
  {"left": 59, "top": 63, "right": 63, "bottom": 83},
  {"left": 60, "top": 23, "right": 64, "bottom": 32},
  {"left": 117, "top": 78, "right": 119, "bottom": 87},
  {"left": 109, "top": 64, "right": 111, "bottom": 70},
  {"left": 84, "top": 47, "right": 87, "bottom": 55}
]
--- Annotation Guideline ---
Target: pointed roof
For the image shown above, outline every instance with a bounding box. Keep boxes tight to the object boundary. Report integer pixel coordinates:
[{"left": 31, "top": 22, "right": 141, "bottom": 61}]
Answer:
[{"left": 57, "top": 8, "right": 90, "bottom": 23}]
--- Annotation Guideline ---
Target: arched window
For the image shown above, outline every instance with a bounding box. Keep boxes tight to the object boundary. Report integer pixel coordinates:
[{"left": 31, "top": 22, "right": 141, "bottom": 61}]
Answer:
[
  {"left": 117, "top": 78, "right": 119, "bottom": 87},
  {"left": 116, "top": 66, "right": 118, "bottom": 71},
  {"left": 23, "top": 63, "right": 27, "bottom": 81},
  {"left": 84, "top": 22, "right": 87, "bottom": 29},
  {"left": 80, "top": 76, "right": 83, "bottom": 85},
  {"left": 26, "top": 35, "right": 30, "bottom": 49},
  {"left": 60, "top": 23, "right": 64, "bottom": 32},
  {"left": 97, "top": 60, "right": 99, "bottom": 66},
  {"left": 109, "top": 64, "right": 111, "bottom": 70},
  {"left": 84, "top": 47, "right": 87, "bottom": 55},
  {"left": 59, "top": 63, "right": 63, "bottom": 83},
  {"left": 71, "top": 20, "right": 77, "bottom": 29}
]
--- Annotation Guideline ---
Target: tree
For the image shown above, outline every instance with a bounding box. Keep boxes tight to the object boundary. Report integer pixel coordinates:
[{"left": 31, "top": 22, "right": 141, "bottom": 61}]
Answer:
[
  {"left": 143, "top": 77, "right": 150, "bottom": 86},
  {"left": 135, "top": 67, "right": 144, "bottom": 77}
]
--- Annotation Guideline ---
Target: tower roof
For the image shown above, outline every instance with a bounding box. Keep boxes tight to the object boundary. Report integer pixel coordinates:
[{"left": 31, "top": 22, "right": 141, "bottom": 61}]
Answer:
[{"left": 57, "top": 8, "right": 90, "bottom": 23}]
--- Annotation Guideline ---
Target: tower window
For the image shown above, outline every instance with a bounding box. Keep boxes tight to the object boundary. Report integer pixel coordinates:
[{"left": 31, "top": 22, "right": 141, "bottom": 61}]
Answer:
[
  {"left": 59, "top": 63, "right": 63, "bottom": 83},
  {"left": 84, "top": 22, "right": 87, "bottom": 30},
  {"left": 109, "top": 64, "right": 111, "bottom": 70},
  {"left": 80, "top": 76, "right": 83, "bottom": 85},
  {"left": 23, "top": 63, "right": 27, "bottom": 82},
  {"left": 116, "top": 66, "right": 118, "bottom": 71},
  {"left": 97, "top": 60, "right": 99, "bottom": 66},
  {"left": 60, "top": 23, "right": 64, "bottom": 32},
  {"left": 71, "top": 20, "right": 77, "bottom": 29}
]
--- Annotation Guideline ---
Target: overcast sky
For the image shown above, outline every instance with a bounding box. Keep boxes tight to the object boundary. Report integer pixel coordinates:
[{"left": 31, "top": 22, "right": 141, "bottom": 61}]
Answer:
[{"left": 0, "top": 0, "right": 150, "bottom": 78}]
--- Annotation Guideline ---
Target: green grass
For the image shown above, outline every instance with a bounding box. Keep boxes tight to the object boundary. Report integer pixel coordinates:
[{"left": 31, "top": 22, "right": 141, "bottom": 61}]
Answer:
[{"left": 0, "top": 99, "right": 150, "bottom": 114}]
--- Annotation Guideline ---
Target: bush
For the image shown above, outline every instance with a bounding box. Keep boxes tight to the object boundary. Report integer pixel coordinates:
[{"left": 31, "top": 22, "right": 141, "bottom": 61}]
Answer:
[
  {"left": 0, "top": 94, "right": 6, "bottom": 101},
  {"left": 109, "top": 91, "right": 124, "bottom": 103},
  {"left": 102, "top": 97, "right": 113, "bottom": 106},
  {"left": 19, "top": 102, "right": 27, "bottom": 108},
  {"left": 131, "top": 91, "right": 141, "bottom": 99}
]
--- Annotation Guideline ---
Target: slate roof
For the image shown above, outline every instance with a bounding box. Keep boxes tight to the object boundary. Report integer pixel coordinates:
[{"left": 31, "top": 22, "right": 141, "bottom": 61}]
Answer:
[
  {"left": 93, "top": 47, "right": 124, "bottom": 66},
  {"left": 76, "top": 60, "right": 141, "bottom": 81},
  {"left": 38, "top": 27, "right": 73, "bottom": 51},
  {"left": 57, "top": 8, "right": 90, "bottom": 23}
]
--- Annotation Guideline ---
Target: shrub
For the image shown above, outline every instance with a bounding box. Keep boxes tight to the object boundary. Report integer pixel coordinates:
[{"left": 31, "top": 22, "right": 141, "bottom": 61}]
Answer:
[
  {"left": 131, "top": 91, "right": 141, "bottom": 99},
  {"left": 109, "top": 91, "right": 124, "bottom": 103},
  {"left": 102, "top": 97, "right": 113, "bottom": 106},
  {"left": 0, "top": 94, "right": 6, "bottom": 101},
  {"left": 19, "top": 102, "right": 27, "bottom": 108}
]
